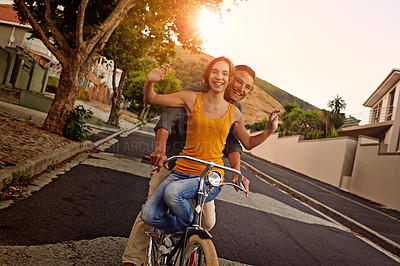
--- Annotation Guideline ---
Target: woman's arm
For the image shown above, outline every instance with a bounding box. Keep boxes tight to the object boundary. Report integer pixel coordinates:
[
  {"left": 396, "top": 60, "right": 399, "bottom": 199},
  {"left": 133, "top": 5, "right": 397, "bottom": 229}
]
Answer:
[
  {"left": 143, "top": 65, "right": 196, "bottom": 111},
  {"left": 232, "top": 109, "right": 281, "bottom": 150}
]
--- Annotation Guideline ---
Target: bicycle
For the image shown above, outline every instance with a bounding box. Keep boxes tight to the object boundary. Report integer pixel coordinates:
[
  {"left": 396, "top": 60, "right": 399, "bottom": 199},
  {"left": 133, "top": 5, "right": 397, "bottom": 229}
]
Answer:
[{"left": 143, "top": 154, "right": 247, "bottom": 266}]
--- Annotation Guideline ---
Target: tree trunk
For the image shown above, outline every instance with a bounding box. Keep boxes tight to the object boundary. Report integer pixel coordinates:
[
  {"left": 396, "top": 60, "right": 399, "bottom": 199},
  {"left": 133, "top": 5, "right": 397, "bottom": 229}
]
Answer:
[
  {"left": 42, "top": 62, "right": 82, "bottom": 134},
  {"left": 15, "top": 0, "right": 137, "bottom": 135},
  {"left": 107, "top": 67, "right": 128, "bottom": 126},
  {"left": 143, "top": 105, "right": 150, "bottom": 121},
  {"left": 138, "top": 104, "right": 148, "bottom": 120}
]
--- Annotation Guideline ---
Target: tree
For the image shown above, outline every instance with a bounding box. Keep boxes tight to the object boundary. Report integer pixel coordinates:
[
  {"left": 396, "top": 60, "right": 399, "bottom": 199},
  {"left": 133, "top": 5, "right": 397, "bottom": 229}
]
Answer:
[
  {"left": 123, "top": 65, "right": 182, "bottom": 120},
  {"left": 14, "top": 0, "right": 226, "bottom": 135},
  {"left": 171, "top": 59, "right": 208, "bottom": 87},
  {"left": 102, "top": 4, "right": 176, "bottom": 126},
  {"left": 14, "top": 0, "right": 135, "bottom": 134},
  {"left": 327, "top": 95, "right": 346, "bottom": 129},
  {"left": 277, "top": 103, "right": 326, "bottom": 140},
  {"left": 328, "top": 94, "right": 346, "bottom": 114}
]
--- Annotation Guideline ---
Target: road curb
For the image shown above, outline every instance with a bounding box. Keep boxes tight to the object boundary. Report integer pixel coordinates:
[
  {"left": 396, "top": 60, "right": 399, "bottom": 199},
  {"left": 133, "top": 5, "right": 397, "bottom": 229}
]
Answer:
[
  {"left": 241, "top": 160, "right": 400, "bottom": 257},
  {"left": 93, "top": 125, "right": 139, "bottom": 147},
  {"left": 0, "top": 124, "right": 140, "bottom": 191},
  {"left": 0, "top": 141, "right": 95, "bottom": 191}
]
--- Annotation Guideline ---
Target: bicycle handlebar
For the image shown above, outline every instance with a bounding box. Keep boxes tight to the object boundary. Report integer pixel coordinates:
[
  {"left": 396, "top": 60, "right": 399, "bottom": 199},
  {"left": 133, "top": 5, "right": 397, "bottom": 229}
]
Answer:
[{"left": 143, "top": 154, "right": 247, "bottom": 193}]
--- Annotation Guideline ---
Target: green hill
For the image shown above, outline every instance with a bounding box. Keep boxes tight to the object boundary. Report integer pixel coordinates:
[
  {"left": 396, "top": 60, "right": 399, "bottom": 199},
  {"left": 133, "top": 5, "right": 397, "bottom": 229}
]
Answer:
[
  {"left": 254, "top": 77, "right": 319, "bottom": 111},
  {"left": 171, "top": 46, "right": 318, "bottom": 118}
]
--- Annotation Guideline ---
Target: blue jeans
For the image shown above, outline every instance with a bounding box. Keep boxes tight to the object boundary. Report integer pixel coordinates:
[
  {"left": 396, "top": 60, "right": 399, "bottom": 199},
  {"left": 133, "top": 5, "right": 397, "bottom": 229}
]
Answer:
[{"left": 141, "top": 170, "right": 221, "bottom": 233}]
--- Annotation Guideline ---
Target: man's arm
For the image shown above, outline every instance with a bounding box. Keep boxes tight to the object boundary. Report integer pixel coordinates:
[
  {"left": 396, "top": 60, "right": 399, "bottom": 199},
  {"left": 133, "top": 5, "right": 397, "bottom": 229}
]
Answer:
[
  {"left": 150, "top": 128, "right": 169, "bottom": 171},
  {"left": 225, "top": 101, "right": 249, "bottom": 196},
  {"left": 228, "top": 151, "right": 249, "bottom": 197},
  {"left": 154, "top": 107, "right": 186, "bottom": 136},
  {"left": 224, "top": 128, "right": 242, "bottom": 156}
]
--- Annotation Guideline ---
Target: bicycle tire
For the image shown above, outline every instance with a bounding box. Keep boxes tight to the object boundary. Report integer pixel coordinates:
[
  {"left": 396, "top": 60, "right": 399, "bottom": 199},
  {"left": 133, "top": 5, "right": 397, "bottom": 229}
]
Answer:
[{"left": 176, "top": 234, "right": 218, "bottom": 266}]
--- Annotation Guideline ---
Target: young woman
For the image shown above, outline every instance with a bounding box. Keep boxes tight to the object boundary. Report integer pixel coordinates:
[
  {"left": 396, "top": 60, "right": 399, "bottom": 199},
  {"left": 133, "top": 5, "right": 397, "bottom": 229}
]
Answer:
[{"left": 141, "top": 57, "right": 280, "bottom": 233}]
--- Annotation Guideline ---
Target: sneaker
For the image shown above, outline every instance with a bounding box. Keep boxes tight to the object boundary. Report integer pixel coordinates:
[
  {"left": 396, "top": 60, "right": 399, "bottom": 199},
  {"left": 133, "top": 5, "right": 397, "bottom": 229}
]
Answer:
[{"left": 159, "top": 234, "right": 173, "bottom": 254}]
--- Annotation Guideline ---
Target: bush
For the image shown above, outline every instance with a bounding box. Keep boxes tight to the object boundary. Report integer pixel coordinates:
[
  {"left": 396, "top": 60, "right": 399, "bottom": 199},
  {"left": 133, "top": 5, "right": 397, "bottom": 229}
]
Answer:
[
  {"left": 245, "top": 118, "right": 269, "bottom": 132},
  {"left": 63, "top": 105, "right": 93, "bottom": 141},
  {"left": 77, "top": 86, "right": 90, "bottom": 101}
]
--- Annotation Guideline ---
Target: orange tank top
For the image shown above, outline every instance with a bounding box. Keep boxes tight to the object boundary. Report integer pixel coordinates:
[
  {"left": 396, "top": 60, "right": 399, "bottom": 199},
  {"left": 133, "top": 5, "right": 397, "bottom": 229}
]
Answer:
[{"left": 173, "top": 92, "right": 234, "bottom": 177}]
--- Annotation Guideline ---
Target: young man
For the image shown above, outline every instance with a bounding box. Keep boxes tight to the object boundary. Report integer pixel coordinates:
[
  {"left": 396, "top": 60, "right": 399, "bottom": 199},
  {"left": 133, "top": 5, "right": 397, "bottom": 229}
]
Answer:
[{"left": 123, "top": 65, "right": 277, "bottom": 265}]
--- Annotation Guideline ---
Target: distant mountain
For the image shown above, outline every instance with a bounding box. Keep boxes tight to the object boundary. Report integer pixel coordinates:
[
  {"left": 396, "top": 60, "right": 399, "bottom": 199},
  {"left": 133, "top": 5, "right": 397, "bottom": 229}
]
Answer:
[{"left": 171, "top": 46, "right": 316, "bottom": 123}]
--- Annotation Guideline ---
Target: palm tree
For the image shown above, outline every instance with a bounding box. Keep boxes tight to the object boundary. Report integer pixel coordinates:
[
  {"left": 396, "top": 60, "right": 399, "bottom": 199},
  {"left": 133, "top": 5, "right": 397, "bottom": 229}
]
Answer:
[
  {"left": 327, "top": 95, "right": 346, "bottom": 130},
  {"left": 328, "top": 95, "right": 346, "bottom": 114}
]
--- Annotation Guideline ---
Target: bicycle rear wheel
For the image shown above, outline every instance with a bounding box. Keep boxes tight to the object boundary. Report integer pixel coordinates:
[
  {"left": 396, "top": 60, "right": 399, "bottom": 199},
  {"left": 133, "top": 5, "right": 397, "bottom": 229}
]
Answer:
[{"left": 177, "top": 234, "right": 218, "bottom": 266}]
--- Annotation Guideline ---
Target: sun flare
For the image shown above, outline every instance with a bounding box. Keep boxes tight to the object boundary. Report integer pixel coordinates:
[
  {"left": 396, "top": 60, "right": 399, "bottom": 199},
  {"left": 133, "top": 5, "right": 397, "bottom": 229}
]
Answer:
[{"left": 195, "top": 9, "right": 222, "bottom": 40}]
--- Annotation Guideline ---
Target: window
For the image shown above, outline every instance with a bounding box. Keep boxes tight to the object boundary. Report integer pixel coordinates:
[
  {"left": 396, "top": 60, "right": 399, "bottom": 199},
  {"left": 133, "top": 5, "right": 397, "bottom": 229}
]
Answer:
[
  {"left": 372, "top": 101, "right": 382, "bottom": 123},
  {"left": 386, "top": 88, "right": 395, "bottom": 121}
]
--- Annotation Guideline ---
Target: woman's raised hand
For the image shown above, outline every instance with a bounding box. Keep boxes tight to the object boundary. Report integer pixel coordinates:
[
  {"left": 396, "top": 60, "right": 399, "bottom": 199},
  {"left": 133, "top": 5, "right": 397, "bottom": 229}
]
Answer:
[{"left": 146, "top": 65, "right": 170, "bottom": 83}]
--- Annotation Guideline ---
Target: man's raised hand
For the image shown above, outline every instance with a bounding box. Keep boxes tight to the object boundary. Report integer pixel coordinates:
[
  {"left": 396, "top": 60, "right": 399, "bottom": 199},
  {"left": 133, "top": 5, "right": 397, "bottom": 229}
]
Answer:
[{"left": 268, "top": 109, "right": 282, "bottom": 133}]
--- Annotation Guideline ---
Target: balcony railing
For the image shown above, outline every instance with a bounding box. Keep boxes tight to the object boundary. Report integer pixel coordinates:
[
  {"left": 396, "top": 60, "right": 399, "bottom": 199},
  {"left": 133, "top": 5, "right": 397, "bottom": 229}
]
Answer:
[{"left": 345, "top": 106, "right": 394, "bottom": 127}]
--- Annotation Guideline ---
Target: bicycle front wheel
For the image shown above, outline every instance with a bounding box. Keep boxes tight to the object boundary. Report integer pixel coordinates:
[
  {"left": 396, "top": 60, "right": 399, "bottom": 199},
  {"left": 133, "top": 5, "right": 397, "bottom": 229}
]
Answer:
[{"left": 177, "top": 234, "right": 218, "bottom": 266}]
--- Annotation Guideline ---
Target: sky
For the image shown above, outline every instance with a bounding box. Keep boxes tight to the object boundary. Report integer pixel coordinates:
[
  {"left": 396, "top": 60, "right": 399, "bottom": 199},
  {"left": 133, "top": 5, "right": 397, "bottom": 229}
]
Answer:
[{"left": 196, "top": 0, "right": 400, "bottom": 121}]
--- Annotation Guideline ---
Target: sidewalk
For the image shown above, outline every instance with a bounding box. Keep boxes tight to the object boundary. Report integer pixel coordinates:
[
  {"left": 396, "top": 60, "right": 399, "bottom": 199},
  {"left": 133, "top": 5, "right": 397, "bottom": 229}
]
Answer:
[
  {"left": 0, "top": 100, "right": 137, "bottom": 191},
  {"left": 241, "top": 152, "right": 400, "bottom": 258}
]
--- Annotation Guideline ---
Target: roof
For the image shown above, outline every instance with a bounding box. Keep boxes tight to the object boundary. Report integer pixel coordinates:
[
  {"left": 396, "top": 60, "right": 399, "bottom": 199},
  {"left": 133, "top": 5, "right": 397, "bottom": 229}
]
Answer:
[
  {"left": 363, "top": 68, "right": 400, "bottom": 107},
  {"left": 0, "top": 6, "right": 28, "bottom": 26}
]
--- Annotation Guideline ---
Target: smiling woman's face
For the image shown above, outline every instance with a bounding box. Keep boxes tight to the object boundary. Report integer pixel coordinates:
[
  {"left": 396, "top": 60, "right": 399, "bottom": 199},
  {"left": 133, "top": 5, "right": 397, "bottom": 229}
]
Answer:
[{"left": 208, "top": 60, "right": 230, "bottom": 93}]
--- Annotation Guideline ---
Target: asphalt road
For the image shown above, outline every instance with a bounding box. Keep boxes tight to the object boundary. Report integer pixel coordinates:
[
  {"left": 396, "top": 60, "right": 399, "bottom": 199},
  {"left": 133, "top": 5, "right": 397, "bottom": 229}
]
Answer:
[{"left": 0, "top": 123, "right": 398, "bottom": 265}]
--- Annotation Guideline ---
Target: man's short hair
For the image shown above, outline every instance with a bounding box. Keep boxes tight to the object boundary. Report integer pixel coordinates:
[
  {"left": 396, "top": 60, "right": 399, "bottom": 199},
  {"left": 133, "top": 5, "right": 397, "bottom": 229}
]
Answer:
[{"left": 235, "top": 65, "right": 256, "bottom": 81}]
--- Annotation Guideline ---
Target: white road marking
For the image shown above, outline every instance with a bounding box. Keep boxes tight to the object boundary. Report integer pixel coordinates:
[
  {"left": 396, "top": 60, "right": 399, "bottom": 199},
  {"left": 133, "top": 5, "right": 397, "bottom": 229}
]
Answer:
[
  {"left": 82, "top": 152, "right": 153, "bottom": 178},
  {"left": 217, "top": 186, "right": 341, "bottom": 229}
]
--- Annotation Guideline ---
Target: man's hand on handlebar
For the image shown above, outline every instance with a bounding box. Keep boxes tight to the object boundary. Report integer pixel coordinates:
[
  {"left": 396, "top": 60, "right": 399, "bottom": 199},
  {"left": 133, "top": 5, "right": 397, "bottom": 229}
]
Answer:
[
  {"left": 150, "top": 148, "right": 168, "bottom": 172},
  {"left": 231, "top": 173, "right": 250, "bottom": 197}
]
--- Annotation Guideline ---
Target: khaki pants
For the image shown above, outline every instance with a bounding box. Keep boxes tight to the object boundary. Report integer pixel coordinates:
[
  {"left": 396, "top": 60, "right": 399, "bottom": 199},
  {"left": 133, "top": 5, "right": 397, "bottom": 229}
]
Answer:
[{"left": 122, "top": 167, "right": 216, "bottom": 265}]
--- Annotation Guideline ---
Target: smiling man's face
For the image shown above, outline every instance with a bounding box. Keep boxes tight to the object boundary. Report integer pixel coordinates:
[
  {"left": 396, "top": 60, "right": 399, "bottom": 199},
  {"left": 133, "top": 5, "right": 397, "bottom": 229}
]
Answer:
[{"left": 225, "top": 70, "right": 254, "bottom": 102}]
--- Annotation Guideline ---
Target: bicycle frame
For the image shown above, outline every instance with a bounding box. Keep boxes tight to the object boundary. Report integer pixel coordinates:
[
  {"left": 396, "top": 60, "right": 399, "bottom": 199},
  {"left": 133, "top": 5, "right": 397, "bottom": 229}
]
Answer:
[{"left": 145, "top": 154, "right": 247, "bottom": 266}]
